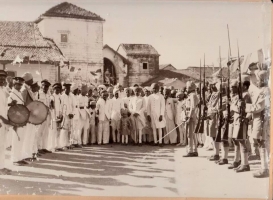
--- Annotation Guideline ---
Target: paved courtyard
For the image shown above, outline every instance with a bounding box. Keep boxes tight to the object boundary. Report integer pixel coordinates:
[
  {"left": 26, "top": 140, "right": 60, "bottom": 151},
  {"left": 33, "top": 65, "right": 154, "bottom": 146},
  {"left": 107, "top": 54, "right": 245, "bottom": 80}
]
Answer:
[{"left": 0, "top": 145, "right": 269, "bottom": 198}]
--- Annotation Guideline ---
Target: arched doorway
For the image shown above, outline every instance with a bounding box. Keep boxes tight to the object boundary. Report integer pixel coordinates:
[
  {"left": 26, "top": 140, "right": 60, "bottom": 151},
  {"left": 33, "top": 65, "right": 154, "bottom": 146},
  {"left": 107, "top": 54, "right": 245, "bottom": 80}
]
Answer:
[{"left": 103, "top": 58, "right": 117, "bottom": 85}]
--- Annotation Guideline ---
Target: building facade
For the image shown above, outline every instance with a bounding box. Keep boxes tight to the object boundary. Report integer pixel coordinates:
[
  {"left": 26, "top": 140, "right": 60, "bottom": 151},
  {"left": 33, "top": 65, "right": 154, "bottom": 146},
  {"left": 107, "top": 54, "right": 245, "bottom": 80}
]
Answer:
[
  {"left": 36, "top": 2, "right": 105, "bottom": 85},
  {"left": 117, "top": 44, "right": 160, "bottom": 86}
]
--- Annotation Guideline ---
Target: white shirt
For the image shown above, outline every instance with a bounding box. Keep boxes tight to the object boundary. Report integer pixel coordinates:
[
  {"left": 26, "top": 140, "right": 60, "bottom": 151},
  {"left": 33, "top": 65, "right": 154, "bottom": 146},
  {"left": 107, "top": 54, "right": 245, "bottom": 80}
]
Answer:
[
  {"left": 109, "top": 97, "right": 124, "bottom": 120},
  {"left": 36, "top": 90, "right": 51, "bottom": 107},
  {"left": 147, "top": 93, "right": 165, "bottom": 118},
  {"left": 0, "top": 86, "right": 8, "bottom": 119},
  {"left": 60, "top": 93, "right": 75, "bottom": 116},
  {"left": 123, "top": 96, "right": 131, "bottom": 109},
  {"left": 96, "top": 97, "right": 110, "bottom": 121},
  {"left": 8, "top": 88, "right": 24, "bottom": 105},
  {"left": 78, "top": 94, "right": 89, "bottom": 120},
  {"left": 51, "top": 93, "right": 62, "bottom": 118}
]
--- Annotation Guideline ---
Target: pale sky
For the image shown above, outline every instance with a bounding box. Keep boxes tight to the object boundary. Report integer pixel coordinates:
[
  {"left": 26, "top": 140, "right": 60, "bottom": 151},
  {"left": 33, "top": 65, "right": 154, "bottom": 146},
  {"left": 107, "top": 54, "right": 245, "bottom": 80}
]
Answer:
[{"left": 0, "top": 0, "right": 271, "bottom": 69}]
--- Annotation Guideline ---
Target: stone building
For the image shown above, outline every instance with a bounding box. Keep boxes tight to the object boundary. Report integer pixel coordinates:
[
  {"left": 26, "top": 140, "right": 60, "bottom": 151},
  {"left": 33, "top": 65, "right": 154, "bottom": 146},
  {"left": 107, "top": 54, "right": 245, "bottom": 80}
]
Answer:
[{"left": 117, "top": 44, "right": 160, "bottom": 86}]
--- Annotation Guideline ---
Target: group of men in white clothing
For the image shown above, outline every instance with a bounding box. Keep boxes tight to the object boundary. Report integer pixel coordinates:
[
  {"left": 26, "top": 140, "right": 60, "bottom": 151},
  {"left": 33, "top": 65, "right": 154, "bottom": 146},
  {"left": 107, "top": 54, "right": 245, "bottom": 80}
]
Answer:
[{"left": 0, "top": 66, "right": 270, "bottom": 179}]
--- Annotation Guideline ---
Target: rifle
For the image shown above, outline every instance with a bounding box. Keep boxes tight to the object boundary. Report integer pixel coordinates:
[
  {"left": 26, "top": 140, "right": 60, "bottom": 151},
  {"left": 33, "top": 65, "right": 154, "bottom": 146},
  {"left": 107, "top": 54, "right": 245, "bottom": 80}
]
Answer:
[
  {"left": 215, "top": 47, "right": 223, "bottom": 142},
  {"left": 236, "top": 40, "right": 246, "bottom": 140},
  {"left": 223, "top": 24, "right": 232, "bottom": 141},
  {"left": 202, "top": 54, "right": 207, "bottom": 120},
  {"left": 194, "top": 59, "right": 204, "bottom": 134}
]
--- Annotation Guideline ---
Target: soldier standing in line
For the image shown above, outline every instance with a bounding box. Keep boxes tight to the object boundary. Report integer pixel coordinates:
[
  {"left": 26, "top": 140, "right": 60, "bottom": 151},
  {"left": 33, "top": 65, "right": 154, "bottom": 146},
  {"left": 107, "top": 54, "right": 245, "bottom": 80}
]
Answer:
[
  {"left": 183, "top": 81, "right": 199, "bottom": 157},
  {"left": 244, "top": 68, "right": 270, "bottom": 178}
]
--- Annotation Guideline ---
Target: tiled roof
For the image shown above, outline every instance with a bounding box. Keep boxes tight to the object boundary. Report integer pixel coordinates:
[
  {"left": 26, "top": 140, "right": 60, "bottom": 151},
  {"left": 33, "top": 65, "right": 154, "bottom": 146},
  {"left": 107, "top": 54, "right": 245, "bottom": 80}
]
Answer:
[
  {"left": 0, "top": 21, "right": 66, "bottom": 63},
  {"left": 121, "top": 44, "right": 160, "bottom": 56},
  {"left": 159, "top": 64, "right": 176, "bottom": 70},
  {"left": 0, "top": 21, "right": 50, "bottom": 47},
  {"left": 36, "top": 2, "right": 104, "bottom": 22},
  {"left": 141, "top": 70, "right": 197, "bottom": 86}
]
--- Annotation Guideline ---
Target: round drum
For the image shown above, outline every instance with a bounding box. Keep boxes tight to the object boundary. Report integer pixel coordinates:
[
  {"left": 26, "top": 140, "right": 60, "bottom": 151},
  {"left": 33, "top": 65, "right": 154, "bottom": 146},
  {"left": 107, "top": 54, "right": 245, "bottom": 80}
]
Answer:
[
  {"left": 7, "top": 104, "right": 30, "bottom": 127},
  {"left": 27, "top": 101, "right": 49, "bottom": 125}
]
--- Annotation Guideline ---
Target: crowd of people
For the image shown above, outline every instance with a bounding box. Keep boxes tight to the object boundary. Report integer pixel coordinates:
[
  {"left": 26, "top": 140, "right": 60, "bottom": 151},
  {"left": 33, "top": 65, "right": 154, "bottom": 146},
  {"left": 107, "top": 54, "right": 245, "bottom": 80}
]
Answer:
[{"left": 0, "top": 66, "right": 270, "bottom": 179}]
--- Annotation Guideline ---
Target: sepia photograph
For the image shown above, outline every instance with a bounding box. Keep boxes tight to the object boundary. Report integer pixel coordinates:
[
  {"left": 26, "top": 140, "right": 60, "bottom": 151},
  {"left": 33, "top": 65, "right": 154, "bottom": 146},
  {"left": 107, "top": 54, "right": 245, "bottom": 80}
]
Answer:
[{"left": 0, "top": 0, "right": 271, "bottom": 199}]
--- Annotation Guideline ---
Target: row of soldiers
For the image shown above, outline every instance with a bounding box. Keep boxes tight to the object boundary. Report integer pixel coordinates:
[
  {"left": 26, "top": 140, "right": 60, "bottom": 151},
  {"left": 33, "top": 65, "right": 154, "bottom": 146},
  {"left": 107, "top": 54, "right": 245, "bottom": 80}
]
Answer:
[
  {"left": 0, "top": 67, "right": 270, "bottom": 179},
  {"left": 185, "top": 66, "right": 270, "bottom": 179}
]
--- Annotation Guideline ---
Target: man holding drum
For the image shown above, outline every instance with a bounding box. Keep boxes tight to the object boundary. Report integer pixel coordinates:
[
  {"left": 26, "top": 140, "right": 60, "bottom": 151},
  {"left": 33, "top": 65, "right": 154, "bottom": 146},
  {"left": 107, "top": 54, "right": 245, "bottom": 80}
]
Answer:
[
  {"left": 8, "top": 77, "right": 27, "bottom": 166},
  {"left": 0, "top": 70, "right": 12, "bottom": 174},
  {"left": 21, "top": 72, "right": 38, "bottom": 161}
]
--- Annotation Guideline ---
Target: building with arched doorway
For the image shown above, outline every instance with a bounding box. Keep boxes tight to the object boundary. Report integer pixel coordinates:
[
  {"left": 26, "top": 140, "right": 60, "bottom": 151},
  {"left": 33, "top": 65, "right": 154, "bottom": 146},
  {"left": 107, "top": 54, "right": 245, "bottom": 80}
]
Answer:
[{"left": 103, "top": 43, "right": 160, "bottom": 87}]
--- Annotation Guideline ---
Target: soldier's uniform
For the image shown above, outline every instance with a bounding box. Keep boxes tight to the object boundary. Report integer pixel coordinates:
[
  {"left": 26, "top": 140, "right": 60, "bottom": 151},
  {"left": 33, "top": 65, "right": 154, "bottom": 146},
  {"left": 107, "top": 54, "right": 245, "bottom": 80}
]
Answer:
[
  {"left": 205, "top": 82, "right": 220, "bottom": 161},
  {"left": 229, "top": 75, "right": 252, "bottom": 173},
  {"left": 183, "top": 81, "right": 198, "bottom": 157},
  {"left": 245, "top": 69, "right": 270, "bottom": 178}
]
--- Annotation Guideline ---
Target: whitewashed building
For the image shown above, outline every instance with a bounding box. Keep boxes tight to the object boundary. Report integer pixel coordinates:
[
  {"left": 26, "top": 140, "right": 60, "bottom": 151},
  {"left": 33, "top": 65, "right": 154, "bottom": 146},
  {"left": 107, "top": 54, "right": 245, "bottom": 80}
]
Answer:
[{"left": 35, "top": 2, "right": 105, "bottom": 85}]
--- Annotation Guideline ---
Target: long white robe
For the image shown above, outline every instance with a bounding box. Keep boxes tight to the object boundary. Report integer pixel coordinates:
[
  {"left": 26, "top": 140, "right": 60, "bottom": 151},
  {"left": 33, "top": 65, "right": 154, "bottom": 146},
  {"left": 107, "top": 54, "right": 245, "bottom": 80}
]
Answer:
[
  {"left": 36, "top": 91, "right": 51, "bottom": 151},
  {"left": 8, "top": 88, "right": 26, "bottom": 162},
  {"left": 78, "top": 94, "right": 90, "bottom": 145},
  {"left": 59, "top": 93, "right": 74, "bottom": 148},
  {"left": 47, "top": 93, "right": 62, "bottom": 151}
]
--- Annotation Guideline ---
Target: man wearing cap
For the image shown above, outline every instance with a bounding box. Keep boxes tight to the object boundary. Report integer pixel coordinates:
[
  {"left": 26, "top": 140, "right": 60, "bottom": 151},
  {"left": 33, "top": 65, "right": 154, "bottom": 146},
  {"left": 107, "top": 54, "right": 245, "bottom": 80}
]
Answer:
[
  {"left": 205, "top": 80, "right": 220, "bottom": 160},
  {"left": 77, "top": 84, "right": 90, "bottom": 146},
  {"left": 0, "top": 70, "right": 12, "bottom": 173},
  {"left": 183, "top": 81, "right": 198, "bottom": 157},
  {"left": 36, "top": 79, "right": 52, "bottom": 154},
  {"left": 244, "top": 69, "right": 270, "bottom": 178},
  {"left": 147, "top": 83, "right": 166, "bottom": 147},
  {"left": 48, "top": 83, "right": 62, "bottom": 152},
  {"left": 109, "top": 88, "right": 124, "bottom": 143},
  {"left": 21, "top": 72, "right": 35, "bottom": 105},
  {"left": 21, "top": 72, "right": 39, "bottom": 160},
  {"left": 96, "top": 90, "right": 111, "bottom": 145},
  {"left": 8, "top": 77, "right": 27, "bottom": 165},
  {"left": 58, "top": 81, "right": 75, "bottom": 150}
]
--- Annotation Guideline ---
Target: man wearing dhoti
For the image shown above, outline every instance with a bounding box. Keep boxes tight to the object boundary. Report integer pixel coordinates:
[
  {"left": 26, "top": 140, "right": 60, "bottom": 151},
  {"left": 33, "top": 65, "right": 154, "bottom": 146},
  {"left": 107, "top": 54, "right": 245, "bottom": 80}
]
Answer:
[{"left": 147, "top": 83, "right": 166, "bottom": 147}]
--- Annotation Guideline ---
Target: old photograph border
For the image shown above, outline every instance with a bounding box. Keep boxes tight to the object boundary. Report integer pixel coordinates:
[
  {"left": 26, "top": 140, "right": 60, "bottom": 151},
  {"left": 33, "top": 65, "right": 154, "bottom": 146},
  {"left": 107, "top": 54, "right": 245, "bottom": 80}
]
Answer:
[{"left": 0, "top": 0, "right": 271, "bottom": 199}]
